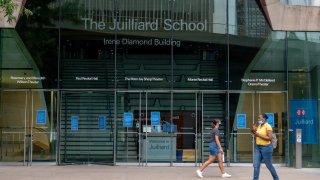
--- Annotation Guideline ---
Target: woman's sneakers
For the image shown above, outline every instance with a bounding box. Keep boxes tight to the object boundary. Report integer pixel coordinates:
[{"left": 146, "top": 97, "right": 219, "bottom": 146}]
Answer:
[
  {"left": 222, "top": 172, "right": 232, "bottom": 178},
  {"left": 196, "top": 169, "right": 231, "bottom": 178},
  {"left": 196, "top": 169, "right": 203, "bottom": 178}
]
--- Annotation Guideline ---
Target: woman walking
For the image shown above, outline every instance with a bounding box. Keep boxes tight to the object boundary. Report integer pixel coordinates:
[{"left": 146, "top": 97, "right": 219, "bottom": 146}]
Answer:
[
  {"left": 252, "top": 113, "right": 279, "bottom": 180},
  {"left": 196, "top": 119, "right": 231, "bottom": 178}
]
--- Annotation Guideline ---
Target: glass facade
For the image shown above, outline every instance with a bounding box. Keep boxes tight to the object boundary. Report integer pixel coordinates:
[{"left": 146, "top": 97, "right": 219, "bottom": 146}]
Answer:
[{"left": 0, "top": 0, "right": 319, "bottom": 167}]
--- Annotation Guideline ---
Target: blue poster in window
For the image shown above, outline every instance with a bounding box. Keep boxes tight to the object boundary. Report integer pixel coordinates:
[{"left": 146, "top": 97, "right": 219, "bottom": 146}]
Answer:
[
  {"left": 71, "top": 116, "right": 79, "bottom": 131},
  {"left": 123, "top": 112, "right": 133, "bottom": 127},
  {"left": 151, "top": 111, "right": 160, "bottom": 126},
  {"left": 36, "top": 110, "right": 46, "bottom": 124},
  {"left": 98, "top": 116, "right": 106, "bottom": 130},
  {"left": 265, "top": 113, "right": 275, "bottom": 127},
  {"left": 290, "top": 99, "right": 319, "bottom": 144},
  {"left": 236, "top": 114, "right": 246, "bottom": 129}
]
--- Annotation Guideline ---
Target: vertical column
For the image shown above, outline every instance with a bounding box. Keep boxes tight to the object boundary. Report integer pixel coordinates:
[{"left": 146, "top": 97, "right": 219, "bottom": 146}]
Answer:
[{"left": 295, "top": 128, "right": 302, "bottom": 169}]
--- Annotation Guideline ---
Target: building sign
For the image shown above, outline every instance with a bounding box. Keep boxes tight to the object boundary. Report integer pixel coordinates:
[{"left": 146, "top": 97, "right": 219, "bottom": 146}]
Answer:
[
  {"left": 290, "top": 99, "right": 319, "bottom": 144},
  {"left": 123, "top": 112, "right": 133, "bottom": 127},
  {"left": 151, "top": 111, "right": 160, "bottom": 126},
  {"left": 265, "top": 113, "right": 275, "bottom": 127},
  {"left": 98, "top": 116, "right": 106, "bottom": 130},
  {"left": 71, "top": 116, "right": 79, "bottom": 131},
  {"left": 124, "top": 76, "right": 214, "bottom": 82},
  {"left": 124, "top": 76, "right": 164, "bottom": 82},
  {"left": 186, "top": 77, "right": 213, "bottom": 82},
  {"left": 10, "top": 76, "right": 46, "bottom": 84},
  {"left": 36, "top": 110, "right": 46, "bottom": 124},
  {"left": 141, "top": 137, "right": 176, "bottom": 161},
  {"left": 82, "top": 18, "right": 208, "bottom": 32},
  {"left": 236, "top": 114, "right": 246, "bottom": 129},
  {"left": 75, "top": 76, "right": 98, "bottom": 81},
  {"left": 104, "top": 38, "right": 181, "bottom": 47},
  {"left": 241, "top": 78, "right": 276, "bottom": 87}
]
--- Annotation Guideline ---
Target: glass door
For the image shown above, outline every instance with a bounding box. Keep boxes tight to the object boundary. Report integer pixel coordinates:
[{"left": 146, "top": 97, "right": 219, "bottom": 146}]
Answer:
[
  {"left": 0, "top": 91, "right": 29, "bottom": 165},
  {"left": 229, "top": 92, "right": 255, "bottom": 163},
  {"left": 116, "top": 91, "right": 144, "bottom": 164},
  {"left": 229, "top": 91, "right": 287, "bottom": 164},
  {"left": 199, "top": 92, "right": 228, "bottom": 164},
  {"left": 30, "top": 90, "right": 57, "bottom": 164},
  {"left": 255, "top": 92, "right": 287, "bottom": 164},
  {"left": 1, "top": 90, "right": 58, "bottom": 165},
  {"left": 60, "top": 91, "right": 114, "bottom": 164},
  {"left": 172, "top": 91, "right": 199, "bottom": 164},
  {"left": 116, "top": 91, "right": 200, "bottom": 165},
  {"left": 143, "top": 92, "right": 173, "bottom": 164}
]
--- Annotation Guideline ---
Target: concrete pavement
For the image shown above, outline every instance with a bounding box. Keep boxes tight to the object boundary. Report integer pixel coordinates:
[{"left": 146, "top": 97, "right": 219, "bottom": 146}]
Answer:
[{"left": 0, "top": 165, "right": 319, "bottom": 180}]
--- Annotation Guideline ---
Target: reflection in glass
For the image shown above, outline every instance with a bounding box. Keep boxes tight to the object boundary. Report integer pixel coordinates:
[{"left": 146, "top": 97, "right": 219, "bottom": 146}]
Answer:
[
  {"left": 15, "top": 0, "right": 59, "bottom": 89},
  {"left": 229, "top": 31, "right": 286, "bottom": 91}
]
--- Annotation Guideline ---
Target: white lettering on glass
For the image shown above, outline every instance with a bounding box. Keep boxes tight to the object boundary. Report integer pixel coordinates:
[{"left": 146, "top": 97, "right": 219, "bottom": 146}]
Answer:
[{"left": 82, "top": 18, "right": 208, "bottom": 32}]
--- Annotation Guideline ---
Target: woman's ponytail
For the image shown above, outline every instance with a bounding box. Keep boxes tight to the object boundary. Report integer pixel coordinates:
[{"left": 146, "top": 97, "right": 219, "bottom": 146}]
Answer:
[{"left": 212, "top": 118, "right": 221, "bottom": 128}]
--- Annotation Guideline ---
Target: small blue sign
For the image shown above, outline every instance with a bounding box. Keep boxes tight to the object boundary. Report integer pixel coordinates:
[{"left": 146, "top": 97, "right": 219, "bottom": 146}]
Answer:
[
  {"left": 265, "top": 113, "right": 275, "bottom": 127},
  {"left": 71, "top": 116, "right": 79, "bottom": 131},
  {"left": 236, "top": 114, "right": 246, "bottom": 129},
  {"left": 162, "top": 123, "right": 177, "bottom": 133},
  {"left": 151, "top": 111, "right": 160, "bottom": 126},
  {"left": 98, "top": 116, "right": 106, "bottom": 130},
  {"left": 36, "top": 110, "right": 46, "bottom": 124},
  {"left": 123, "top": 112, "right": 133, "bottom": 127}
]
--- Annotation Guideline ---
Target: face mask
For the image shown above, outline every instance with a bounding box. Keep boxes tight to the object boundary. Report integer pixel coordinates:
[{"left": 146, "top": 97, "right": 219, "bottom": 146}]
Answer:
[{"left": 258, "top": 120, "right": 263, "bottom": 124}]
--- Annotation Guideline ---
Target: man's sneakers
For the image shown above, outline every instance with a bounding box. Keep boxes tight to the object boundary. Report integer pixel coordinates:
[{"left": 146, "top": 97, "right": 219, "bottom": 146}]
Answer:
[
  {"left": 196, "top": 169, "right": 203, "bottom": 178},
  {"left": 222, "top": 172, "right": 232, "bottom": 178}
]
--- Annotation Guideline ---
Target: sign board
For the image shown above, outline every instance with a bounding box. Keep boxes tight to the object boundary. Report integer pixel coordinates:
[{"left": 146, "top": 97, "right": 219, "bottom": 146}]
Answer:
[
  {"left": 151, "top": 111, "right": 160, "bottom": 126},
  {"left": 36, "top": 110, "right": 46, "bottom": 124},
  {"left": 265, "top": 113, "right": 275, "bottom": 127},
  {"left": 98, "top": 116, "right": 106, "bottom": 130},
  {"left": 71, "top": 116, "right": 79, "bottom": 131},
  {"left": 141, "top": 136, "right": 176, "bottom": 161},
  {"left": 290, "top": 99, "right": 319, "bottom": 144},
  {"left": 123, "top": 112, "right": 133, "bottom": 127},
  {"left": 236, "top": 114, "right": 246, "bottom": 129}
]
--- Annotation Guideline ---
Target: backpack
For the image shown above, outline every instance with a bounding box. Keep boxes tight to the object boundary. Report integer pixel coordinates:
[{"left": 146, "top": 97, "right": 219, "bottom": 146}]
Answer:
[{"left": 271, "top": 133, "right": 277, "bottom": 149}]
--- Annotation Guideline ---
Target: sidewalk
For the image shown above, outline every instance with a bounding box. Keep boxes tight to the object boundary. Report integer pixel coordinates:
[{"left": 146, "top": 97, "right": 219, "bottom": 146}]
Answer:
[{"left": 0, "top": 165, "right": 319, "bottom": 180}]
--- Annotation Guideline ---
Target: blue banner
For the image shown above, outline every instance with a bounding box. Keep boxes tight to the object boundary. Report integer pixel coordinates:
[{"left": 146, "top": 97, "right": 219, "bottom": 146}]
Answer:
[
  {"left": 151, "top": 111, "right": 160, "bottom": 126},
  {"left": 36, "top": 110, "right": 46, "bottom": 124},
  {"left": 290, "top": 99, "right": 319, "bottom": 144},
  {"left": 98, "top": 116, "right": 106, "bottom": 130},
  {"left": 123, "top": 112, "right": 133, "bottom": 127},
  {"left": 265, "top": 113, "right": 275, "bottom": 127},
  {"left": 236, "top": 114, "right": 246, "bottom": 129},
  {"left": 71, "top": 116, "right": 79, "bottom": 131}
]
